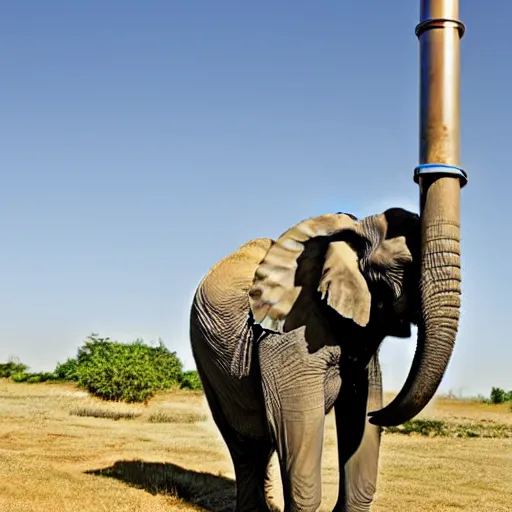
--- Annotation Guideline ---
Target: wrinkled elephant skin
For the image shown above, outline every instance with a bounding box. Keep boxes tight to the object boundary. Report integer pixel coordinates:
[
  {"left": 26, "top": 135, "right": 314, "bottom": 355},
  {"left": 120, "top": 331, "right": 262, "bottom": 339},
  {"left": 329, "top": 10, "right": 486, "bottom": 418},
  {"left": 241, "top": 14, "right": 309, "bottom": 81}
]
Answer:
[
  {"left": 259, "top": 328, "right": 341, "bottom": 511},
  {"left": 190, "top": 207, "right": 458, "bottom": 511}
]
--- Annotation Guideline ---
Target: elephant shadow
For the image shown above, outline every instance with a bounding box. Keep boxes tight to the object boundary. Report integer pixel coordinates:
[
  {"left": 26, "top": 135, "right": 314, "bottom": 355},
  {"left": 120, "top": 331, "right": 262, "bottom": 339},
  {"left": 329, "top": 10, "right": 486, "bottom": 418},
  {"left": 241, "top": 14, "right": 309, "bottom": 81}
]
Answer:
[{"left": 86, "top": 460, "right": 238, "bottom": 512}]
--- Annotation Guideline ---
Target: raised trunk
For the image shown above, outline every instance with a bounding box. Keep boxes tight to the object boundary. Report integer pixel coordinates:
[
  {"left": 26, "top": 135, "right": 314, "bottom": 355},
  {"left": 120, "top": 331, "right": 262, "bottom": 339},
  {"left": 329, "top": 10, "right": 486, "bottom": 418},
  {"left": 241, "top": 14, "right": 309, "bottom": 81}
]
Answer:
[
  {"left": 368, "top": 179, "right": 462, "bottom": 427},
  {"left": 368, "top": 0, "right": 465, "bottom": 426}
]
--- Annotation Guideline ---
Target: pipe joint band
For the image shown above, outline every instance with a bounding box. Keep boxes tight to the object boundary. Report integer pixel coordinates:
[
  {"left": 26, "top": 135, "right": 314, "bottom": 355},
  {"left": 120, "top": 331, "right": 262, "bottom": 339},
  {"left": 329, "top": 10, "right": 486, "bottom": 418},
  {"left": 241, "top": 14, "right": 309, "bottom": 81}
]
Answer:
[
  {"left": 415, "top": 18, "right": 466, "bottom": 39},
  {"left": 414, "top": 163, "right": 468, "bottom": 188}
]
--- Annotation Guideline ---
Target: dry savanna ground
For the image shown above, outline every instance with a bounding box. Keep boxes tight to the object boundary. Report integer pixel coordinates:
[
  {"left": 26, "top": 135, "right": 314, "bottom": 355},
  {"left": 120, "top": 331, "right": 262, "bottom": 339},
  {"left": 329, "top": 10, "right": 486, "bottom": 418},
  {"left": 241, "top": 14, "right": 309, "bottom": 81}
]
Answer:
[{"left": 1, "top": 380, "right": 511, "bottom": 512}]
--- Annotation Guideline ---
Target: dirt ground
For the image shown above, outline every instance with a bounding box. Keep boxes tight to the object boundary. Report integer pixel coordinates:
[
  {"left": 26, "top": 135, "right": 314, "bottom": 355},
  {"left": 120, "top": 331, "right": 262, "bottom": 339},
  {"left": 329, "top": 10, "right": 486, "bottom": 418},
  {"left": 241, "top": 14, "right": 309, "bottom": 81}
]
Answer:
[{"left": 0, "top": 380, "right": 511, "bottom": 512}]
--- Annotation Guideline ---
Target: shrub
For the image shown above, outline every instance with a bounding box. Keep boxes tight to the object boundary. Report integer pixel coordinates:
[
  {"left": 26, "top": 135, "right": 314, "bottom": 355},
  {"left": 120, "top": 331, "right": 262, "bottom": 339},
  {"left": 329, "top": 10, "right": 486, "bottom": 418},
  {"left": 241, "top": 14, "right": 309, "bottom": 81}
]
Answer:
[
  {"left": 490, "top": 387, "right": 507, "bottom": 404},
  {"left": 24, "top": 372, "right": 58, "bottom": 383},
  {"left": 2, "top": 335, "right": 205, "bottom": 403},
  {"left": 385, "top": 419, "right": 448, "bottom": 437},
  {"left": 54, "top": 358, "right": 79, "bottom": 381},
  {"left": 11, "top": 371, "right": 30, "bottom": 383},
  {"left": 10, "top": 371, "right": 57, "bottom": 384},
  {"left": 75, "top": 334, "right": 184, "bottom": 403},
  {"left": 0, "top": 357, "right": 28, "bottom": 378},
  {"left": 1, "top": 356, "right": 62, "bottom": 384},
  {"left": 383, "top": 418, "right": 512, "bottom": 438},
  {"left": 179, "top": 370, "right": 203, "bottom": 391}
]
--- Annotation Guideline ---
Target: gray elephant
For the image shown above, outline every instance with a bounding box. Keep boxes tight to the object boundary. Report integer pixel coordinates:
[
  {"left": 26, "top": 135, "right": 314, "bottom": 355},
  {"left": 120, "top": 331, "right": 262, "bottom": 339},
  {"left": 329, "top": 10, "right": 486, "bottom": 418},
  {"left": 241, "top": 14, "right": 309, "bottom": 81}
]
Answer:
[{"left": 190, "top": 206, "right": 460, "bottom": 511}]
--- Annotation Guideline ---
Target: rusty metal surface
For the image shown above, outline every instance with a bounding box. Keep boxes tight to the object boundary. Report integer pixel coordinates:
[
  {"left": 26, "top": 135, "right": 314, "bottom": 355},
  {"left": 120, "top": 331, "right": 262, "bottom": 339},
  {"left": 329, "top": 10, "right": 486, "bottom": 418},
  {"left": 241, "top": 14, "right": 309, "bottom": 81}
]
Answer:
[{"left": 416, "top": 0, "right": 466, "bottom": 212}]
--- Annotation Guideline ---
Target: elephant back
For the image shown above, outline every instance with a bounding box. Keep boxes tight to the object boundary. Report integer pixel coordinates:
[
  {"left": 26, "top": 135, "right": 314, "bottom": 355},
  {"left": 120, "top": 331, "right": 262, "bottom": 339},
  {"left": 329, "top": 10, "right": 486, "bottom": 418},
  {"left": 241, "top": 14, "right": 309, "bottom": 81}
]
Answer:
[{"left": 196, "top": 238, "right": 274, "bottom": 321}]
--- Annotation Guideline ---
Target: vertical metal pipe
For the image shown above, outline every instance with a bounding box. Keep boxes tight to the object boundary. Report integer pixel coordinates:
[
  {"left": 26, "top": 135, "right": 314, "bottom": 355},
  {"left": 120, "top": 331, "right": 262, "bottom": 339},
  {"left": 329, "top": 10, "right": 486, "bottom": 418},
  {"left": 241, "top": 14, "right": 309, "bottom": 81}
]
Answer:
[
  {"left": 368, "top": 0, "right": 469, "bottom": 428},
  {"left": 414, "top": 0, "right": 467, "bottom": 207}
]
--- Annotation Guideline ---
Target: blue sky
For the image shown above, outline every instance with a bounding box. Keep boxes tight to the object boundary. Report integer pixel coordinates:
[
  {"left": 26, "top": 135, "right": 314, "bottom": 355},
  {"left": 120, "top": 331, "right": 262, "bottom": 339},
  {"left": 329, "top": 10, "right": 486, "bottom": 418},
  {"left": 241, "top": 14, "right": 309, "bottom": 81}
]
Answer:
[{"left": 1, "top": 2, "right": 509, "bottom": 397}]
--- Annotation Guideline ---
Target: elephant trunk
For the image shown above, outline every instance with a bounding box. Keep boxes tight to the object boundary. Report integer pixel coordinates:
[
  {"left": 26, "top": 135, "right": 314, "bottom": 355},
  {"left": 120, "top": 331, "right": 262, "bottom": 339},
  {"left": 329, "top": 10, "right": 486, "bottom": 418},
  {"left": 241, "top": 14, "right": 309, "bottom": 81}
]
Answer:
[
  {"left": 369, "top": 179, "right": 462, "bottom": 427},
  {"left": 368, "top": 1, "right": 466, "bottom": 427}
]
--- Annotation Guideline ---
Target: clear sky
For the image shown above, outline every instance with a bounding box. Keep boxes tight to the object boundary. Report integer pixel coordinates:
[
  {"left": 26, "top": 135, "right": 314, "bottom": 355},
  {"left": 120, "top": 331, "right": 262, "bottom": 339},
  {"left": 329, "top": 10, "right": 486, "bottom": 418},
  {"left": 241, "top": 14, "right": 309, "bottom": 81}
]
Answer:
[{"left": 1, "top": 2, "right": 509, "bottom": 397}]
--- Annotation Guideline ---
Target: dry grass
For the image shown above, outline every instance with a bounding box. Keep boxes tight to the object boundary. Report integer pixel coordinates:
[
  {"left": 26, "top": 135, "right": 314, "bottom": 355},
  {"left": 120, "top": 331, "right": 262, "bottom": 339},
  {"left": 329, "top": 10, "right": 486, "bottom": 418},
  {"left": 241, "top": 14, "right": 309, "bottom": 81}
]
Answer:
[
  {"left": 148, "top": 411, "right": 208, "bottom": 424},
  {"left": 70, "top": 406, "right": 142, "bottom": 421},
  {"left": 0, "top": 380, "right": 511, "bottom": 511}
]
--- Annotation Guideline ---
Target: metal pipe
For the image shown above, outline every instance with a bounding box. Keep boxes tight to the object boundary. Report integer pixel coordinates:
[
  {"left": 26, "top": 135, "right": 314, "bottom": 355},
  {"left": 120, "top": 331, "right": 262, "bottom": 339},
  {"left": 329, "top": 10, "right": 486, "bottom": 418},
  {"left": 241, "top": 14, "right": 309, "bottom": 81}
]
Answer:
[
  {"left": 414, "top": 0, "right": 467, "bottom": 211},
  {"left": 368, "top": 0, "right": 469, "bottom": 428}
]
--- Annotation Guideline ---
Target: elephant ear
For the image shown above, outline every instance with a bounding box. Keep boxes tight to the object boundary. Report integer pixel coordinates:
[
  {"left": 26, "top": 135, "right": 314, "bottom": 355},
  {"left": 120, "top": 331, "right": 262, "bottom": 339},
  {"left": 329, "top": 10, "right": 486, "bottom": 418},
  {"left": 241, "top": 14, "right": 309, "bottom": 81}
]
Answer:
[
  {"left": 317, "top": 241, "right": 371, "bottom": 327},
  {"left": 248, "top": 213, "right": 371, "bottom": 331},
  {"left": 359, "top": 212, "right": 415, "bottom": 300}
]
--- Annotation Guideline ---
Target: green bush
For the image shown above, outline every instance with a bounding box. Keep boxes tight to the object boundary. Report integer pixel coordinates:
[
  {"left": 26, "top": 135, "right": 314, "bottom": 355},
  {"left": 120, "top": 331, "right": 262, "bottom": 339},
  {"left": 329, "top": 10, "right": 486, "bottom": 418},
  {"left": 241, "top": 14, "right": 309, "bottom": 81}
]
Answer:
[
  {"left": 383, "top": 418, "right": 512, "bottom": 439},
  {"left": 2, "top": 335, "right": 204, "bottom": 403},
  {"left": 10, "top": 371, "right": 58, "bottom": 384},
  {"left": 11, "top": 371, "right": 30, "bottom": 383},
  {"left": 54, "top": 358, "right": 79, "bottom": 381},
  {"left": 0, "top": 356, "right": 62, "bottom": 384},
  {"left": 28, "top": 372, "right": 57, "bottom": 383},
  {"left": 385, "top": 419, "right": 448, "bottom": 437},
  {"left": 75, "top": 334, "right": 184, "bottom": 403},
  {"left": 179, "top": 370, "right": 203, "bottom": 391},
  {"left": 490, "top": 387, "right": 506, "bottom": 404},
  {"left": 0, "top": 358, "right": 28, "bottom": 378},
  {"left": 490, "top": 387, "right": 510, "bottom": 404}
]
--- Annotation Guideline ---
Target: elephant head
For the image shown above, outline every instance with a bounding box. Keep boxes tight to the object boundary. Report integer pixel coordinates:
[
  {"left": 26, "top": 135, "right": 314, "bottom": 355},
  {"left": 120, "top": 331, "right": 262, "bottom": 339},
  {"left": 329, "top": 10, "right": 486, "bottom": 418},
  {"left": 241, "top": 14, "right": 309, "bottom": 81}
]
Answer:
[{"left": 248, "top": 206, "right": 459, "bottom": 427}]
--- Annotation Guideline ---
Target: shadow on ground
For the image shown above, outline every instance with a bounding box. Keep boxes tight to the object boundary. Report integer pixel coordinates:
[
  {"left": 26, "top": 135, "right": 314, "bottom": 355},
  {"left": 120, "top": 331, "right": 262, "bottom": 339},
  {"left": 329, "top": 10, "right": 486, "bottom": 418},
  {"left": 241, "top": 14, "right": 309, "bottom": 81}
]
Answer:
[{"left": 87, "top": 460, "right": 237, "bottom": 511}]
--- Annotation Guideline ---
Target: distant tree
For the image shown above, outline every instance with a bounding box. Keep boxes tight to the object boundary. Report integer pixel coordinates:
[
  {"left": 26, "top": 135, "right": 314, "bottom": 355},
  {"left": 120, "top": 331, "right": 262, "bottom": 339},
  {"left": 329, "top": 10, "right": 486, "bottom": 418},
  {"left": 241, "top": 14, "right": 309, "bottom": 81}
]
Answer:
[
  {"left": 490, "top": 387, "right": 506, "bottom": 404},
  {"left": 0, "top": 357, "right": 28, "bottom": 378}
]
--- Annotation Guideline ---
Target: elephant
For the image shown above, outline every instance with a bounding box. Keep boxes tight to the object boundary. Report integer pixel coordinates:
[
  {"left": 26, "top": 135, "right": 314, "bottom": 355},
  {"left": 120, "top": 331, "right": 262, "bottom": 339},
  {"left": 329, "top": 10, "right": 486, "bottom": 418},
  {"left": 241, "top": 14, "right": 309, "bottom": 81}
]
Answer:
[{"left": 189, "top": 206, "right": 461, "bottom": 511}]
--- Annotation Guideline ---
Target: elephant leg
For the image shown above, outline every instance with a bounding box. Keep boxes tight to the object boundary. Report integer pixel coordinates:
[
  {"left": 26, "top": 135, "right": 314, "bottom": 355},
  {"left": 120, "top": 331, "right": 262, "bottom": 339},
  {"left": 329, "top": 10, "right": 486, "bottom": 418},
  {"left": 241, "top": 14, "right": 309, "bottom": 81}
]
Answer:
[
  {"left": 263, "top": 454, "right": 279, "bottom": 508},
  {"left": 274, "top": 406, "right": 325, "bottom": 512},
  {"left": 230, "top": 434, "right": 275, "bottom": 512},
  {"left": 196, "top": 364, "right": 274, "bottom": 512},
  {"left": 259, "top": 331, "right": 341, "bottom": 512},
  {"left": 332, "top": 356, "right": 383, "bottom": 512}
]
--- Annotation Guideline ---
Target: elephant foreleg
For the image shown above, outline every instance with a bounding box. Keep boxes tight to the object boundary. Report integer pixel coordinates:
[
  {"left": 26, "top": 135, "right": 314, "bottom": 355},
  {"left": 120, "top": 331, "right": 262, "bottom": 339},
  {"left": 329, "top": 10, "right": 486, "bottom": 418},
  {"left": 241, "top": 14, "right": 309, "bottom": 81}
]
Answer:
[
  {"left": 332, "top": 356, "right": 383, "bottom": 512},
  {"left": 259, "top": 330, "right": 341, "bottom": 512},
  {"left": 274, "top": 405, "right": 325, "bottom": 512}
]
